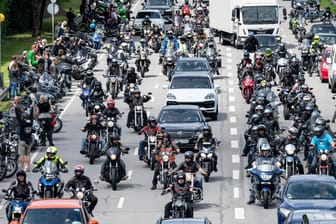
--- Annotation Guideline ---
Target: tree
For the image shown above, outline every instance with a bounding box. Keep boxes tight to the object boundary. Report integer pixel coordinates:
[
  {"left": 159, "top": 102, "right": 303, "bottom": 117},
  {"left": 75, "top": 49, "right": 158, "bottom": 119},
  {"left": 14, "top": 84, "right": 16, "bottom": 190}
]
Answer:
[{"left": 31, "top": 0, "right": 47, "bottom": 37}]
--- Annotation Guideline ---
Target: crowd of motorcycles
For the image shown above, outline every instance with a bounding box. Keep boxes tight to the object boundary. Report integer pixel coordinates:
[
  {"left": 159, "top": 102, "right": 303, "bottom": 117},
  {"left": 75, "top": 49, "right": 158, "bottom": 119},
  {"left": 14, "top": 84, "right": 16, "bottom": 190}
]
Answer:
[{"left": 237, "top": 2, "right": 336, "bottom": 209}]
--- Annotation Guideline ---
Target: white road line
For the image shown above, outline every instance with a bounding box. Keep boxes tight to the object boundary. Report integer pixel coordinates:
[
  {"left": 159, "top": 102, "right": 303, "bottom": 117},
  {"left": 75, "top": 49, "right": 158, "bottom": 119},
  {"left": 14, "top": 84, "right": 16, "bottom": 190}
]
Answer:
[
  {"left": 60, "top": 88, "right": 81, "bottom": 119},
  {"left": 228, "top": 80, "right": 234, "bottom": 85},
  {"left": 228, "top": 87, "right": 234, "bottom": 93},
  {"left": 232, "top": 170, "right": 240, "bottom": 180},
  {"left": 117, "top": 197, "right": 125, "bottom": 209},
  {"left": 226, "top": 47, "right": 232, "bottom": 52},
  {"left": 127, "top": 170, "right": 133, "bottom": 180},
  {"left": 231, "top": 140, "right": 239, "bottom": 149},
  {"left": 228, "top": 72, "right": 233, "bottom": 77},
  {"left": 226, "top": 53, "right": 232, "bottom": 57},
  {"left": 234, "top": 208, "right": 245, "bottom": 219},
  {"left": 228, "top": 105, "right": 236, "bottom": 112},
  {"left": 283, "top": 34, "right": 287, "bottom": 38},
  {"left": 229, "top": 96, "right": 235, "bottom": 102},
  {"left": 230, "top": 127, "right": 238, "bottom": 135},
  {"left": 134, "top": 147, "right": 138, "bottom": 156},
  {"left": 229, "top": 116, "right": 237, "bottom": 123},
  {"left": 233, "top": 187, "right": 240, "bottom": 199},
  {"left": 98, "top": 54, "right": 104, "bottom": 61},
  {"left": 226, "top": 58, "right": 233, "bottom": 64},
  {"left": 232, "top": 154, "right": 240, "bottom": 163},
  {"left": 154, "top": 84, "right": 158, "bottom": 88},
  {"left": 227, "top": 65, "right": 233, "bottom": 70}
]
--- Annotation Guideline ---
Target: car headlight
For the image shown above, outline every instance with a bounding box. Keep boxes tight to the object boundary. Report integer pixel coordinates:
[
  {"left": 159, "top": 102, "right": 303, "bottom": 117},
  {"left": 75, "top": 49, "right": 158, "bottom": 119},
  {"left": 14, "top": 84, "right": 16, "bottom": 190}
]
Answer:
[
  {"left": 280, "top": 207, "right": 291, "bottom": 218},
  {"left": 201, "top": 153, "right": 206, "bottom": 158},
  {"left": 260, "top": 174, "right": 272, "bottom": 181},
  {"left": 110, "top": 154, "right": 117, "bottom": 160},
  {"left": 205, "top": 93, "right": 215, "bottom": 99},
  {"left": 167, "top": 93, "right": 176, "bottom": 100},
  {"left": 207, "top": 153, "right": 213, "bottom": 158}
]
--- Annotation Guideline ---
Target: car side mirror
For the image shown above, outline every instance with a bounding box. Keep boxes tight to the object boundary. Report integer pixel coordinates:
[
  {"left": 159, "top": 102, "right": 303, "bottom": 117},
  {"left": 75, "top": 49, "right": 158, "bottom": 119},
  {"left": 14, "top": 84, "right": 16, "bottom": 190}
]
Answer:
[
  {"left": 131, "top": 16, "right": 135, "bottom": 20},
  {"left": 93, "top": 180, "right": 99, "bottom": 185},
  {"left": 333, "top": 96, "right": 336, "bottom": 100},
  {"left": 2, "top": 189, "right": 7, "bottom": 193}
]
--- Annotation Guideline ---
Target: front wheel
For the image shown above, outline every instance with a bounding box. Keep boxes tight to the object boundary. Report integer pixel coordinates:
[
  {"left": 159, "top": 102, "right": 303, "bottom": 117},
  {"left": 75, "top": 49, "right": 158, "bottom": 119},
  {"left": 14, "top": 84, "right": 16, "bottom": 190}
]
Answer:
[
  {"left": 263, "top": 191, "right": 269, "bottom": 209},
  {"left": 150, "top": 153, "right": 155, "bottom": 170},
  {"left": 111, "top": 168, "right": 118, "bottom": 191},
  {"left": 286, "top": 164, "right": 293, "bottom": 178},
  {"left": 89, "top": 143, "right": 96, "bottom": 165},
  {"left": 111, "top": 86, "right": 117, "bottom": 99},
  {"left": 45, "top": 189, "right": 52, "bottom": 198},
  {"left": 5, "top": 158, "right": 18, "bottom": 178},
  {"left": 0, "top": 159, "right": 7, "bottom": 181},
  {"left": 140, "top": 66, "right": 145, "bottom": 78},
  {"left": 163, "top": 172, "right": 169, "bottom": 189}
]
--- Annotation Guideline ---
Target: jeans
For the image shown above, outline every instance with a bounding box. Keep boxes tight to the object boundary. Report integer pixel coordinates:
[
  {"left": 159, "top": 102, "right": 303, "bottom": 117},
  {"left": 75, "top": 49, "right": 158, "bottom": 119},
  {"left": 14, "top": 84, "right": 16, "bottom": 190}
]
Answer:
[
  {"left": 138, "top": 140, "right": 146, "bottom": 158},
  {"left": 80, "top": 138, "right": 105, "bottom": 152},
  {"left": 194, "top": 176, "right": 203, "bottom": 191},
  {"left": 9, "top": 82, "right": 19, "bottom": 99},
  {"left": 100, "top": 158, "right": 127, "bottom": 178}
]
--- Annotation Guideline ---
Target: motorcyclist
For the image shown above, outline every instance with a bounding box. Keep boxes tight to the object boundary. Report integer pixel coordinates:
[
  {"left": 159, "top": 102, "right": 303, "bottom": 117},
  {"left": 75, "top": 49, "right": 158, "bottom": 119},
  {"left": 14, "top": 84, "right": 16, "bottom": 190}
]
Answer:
[
  {"left": 322, "top": 6, "right": 332, "bottom": 22},
  {"left": 125, "top": 89, "right": 151, "bottom": 128},
  {"left": 287, "top": 57, "right": 302, "bottom": 77},
  {"left": 125, "top": 67, "right": 141, "bottom": 85},
  {"left": 253, "top": 54, "right": 264, "bottom": 73},
  {"left": 275, "top": 42, "right": 291, "bottom": 59},
  {"left": 89, "top": 81, "right": 106, "bottom": 102},
  {"left": 141, "top": 15, "right": 152, "bottom": 29},
  {"left": 278, "top": 127, "right": 300, "bottom": 151},
  {"left": 64, "top": 165, "right": 98, "bottom": 215},
  {"left": 195, "top": 125, "right": 219, "bottom": 172},
  {"left": 244, "top": 32, "right": 259, "bottom": 53},
  {"left": 5, "top": 170, "right": 34, "bottom": 222},
  {"left": 138, "top": 115, "right": 162, "bottom": 161},
  {"left": 161, "top": 30, "right": 179, "bottom": 61},
  {"left": 238, "top": 63, "right": 253, "bottom": 88},
  {"left": 99, "top": 133, "right": 129, "bottom": 181},
  {"left": 102, "top": 99, "right": 122, "bottom": 121},
  {"left": 135, "top": 38, "right": 152, "bottom": 72},
  {"left": 309, "top": 35, "right": 322, "bottom": 59},
  {"left": 32, "top": 146, "right": 68, "bottom": 197},
  {"left": 148, "top": 25, "right": 164, "bottom": 47},
  {"left": 105, "top": 58, "right": 122, "bottom": 92},
  {"left": 290, "top": 74, "right": 306, "bottom": 94},
  {"left": 162, "top": 170, "right": 193, "bottom": 218},
  {"left": 177, "top": 35, "right": 188, "bottom": 56},
  {"left": 170, "top": 151, "right": 207, "bottom": 191},
  {"left": 80, "top": 115, "right": 105, "bottom": 155},
  {"left": 242, "top": 114, "right": 263, "bottom": 157},
  {"left": 309, "top": 126, "right": 336, "bottom": 177},
  {"left": 79, "top": 70, "right": 97, "bottom": 91},
  {"left": 151, "top": 133, "right": 180, "bottom": 190}
]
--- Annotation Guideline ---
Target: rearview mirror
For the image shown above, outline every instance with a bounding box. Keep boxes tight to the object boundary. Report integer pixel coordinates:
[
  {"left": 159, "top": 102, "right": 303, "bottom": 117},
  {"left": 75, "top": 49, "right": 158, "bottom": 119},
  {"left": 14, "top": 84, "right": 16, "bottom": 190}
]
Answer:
[{"left": 93, "top": 180, "right": 99, "bottom": 185}]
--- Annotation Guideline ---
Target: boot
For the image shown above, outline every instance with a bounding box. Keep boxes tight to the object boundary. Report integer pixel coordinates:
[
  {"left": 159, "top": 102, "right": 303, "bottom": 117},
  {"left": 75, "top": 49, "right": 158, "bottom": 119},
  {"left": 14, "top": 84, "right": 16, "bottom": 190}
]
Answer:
[
  {"left": 151, "top": 185, "right": 157, "bottom": 190},
  {"left": 246, "top": 193, "right": 255, "bottom": 204}
]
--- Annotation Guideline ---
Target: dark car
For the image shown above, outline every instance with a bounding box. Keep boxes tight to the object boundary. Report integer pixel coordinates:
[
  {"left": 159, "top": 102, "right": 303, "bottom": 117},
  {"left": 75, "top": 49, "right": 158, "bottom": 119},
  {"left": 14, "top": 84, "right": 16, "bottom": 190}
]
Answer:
[
  {"left": 285, "top": 209, "right": 336, "bottom": 224},
  {"left": 310, "top": 23, "right": 336, "bottom": 35},
  {"left": 319, "top": 33, "right": 336, "bottom": 46},
  {"left": 173, "top": 57, "right": 213, "bottom": 80},
  {"left": 255, "top": 34, "right": 281, "bottom": 54},
  {"left": 291, "top": 0, "right": 309, "bottom": 8},
  {"left": 277, "top": 175, "right": 336, "bottom": 224},
  {"left": 142, "top": 0, "right": 173, "bottom": 21},
  {"left": 157, "top": 105, "right": 209, "bottom": 149},
  {"left": 156, "top": 217, "right": 212, "bottom": 224}
]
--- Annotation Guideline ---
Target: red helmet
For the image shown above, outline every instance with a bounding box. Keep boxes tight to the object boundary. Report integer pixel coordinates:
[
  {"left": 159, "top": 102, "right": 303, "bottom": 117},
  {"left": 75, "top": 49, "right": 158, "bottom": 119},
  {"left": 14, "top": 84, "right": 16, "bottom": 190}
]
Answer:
[{"left": 107, "top": 99, "right": 115, "bottom": 109}]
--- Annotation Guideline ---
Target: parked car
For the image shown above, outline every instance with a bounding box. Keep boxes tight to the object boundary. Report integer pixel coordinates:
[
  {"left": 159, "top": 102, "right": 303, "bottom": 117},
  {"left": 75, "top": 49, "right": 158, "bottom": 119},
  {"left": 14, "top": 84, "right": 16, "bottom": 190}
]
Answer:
[
  {"left": 133, "top": 9, "right": 165, "bottom": 33},
  {"left": 319, "top": 46, "right": 332, "bottom": 83},
  {"left": 16, "top": 199, "right": 99, "bottom": 224},
  {"left": 163, "top": 72, "right": 219, "bottom": 120},
  {"left": 156, "top": 217, "right": 213, "bottom": 224},
  {"left": 277, "top": 175, "right": 336, "bottom": 224},
  {"left": 142, "top": 0, "right": 174, "bottom": 22},
  {"left": 284, "top": 209, "right": 336, "bottom": 224},
  {"left": 157, "top": 105, "right": 210, "bottom": 150}
]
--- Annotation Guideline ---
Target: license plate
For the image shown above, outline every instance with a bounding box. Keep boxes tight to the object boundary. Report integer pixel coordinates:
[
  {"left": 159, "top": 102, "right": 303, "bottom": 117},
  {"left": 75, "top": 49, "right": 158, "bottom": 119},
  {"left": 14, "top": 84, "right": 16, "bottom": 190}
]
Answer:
[{"left": 175, "top": 139, "right": 189, "bottom": 144}]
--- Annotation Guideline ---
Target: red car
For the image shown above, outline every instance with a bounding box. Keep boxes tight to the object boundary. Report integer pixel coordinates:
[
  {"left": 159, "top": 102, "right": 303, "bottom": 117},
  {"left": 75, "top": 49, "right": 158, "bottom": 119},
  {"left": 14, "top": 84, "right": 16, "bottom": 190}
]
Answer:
[{"left": 319, "top": 46, "right": 332, "bottom": 83}]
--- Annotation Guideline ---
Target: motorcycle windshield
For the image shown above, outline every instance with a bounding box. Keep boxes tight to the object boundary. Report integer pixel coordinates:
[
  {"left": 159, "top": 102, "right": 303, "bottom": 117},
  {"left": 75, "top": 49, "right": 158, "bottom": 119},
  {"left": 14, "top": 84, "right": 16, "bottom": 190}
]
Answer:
[
  {"left": 206, "top": 48, "right": 215, "bottom": 57},
  {"left": 301, "top": 40, "right": 310, "bottom": 50},
  {"left": 42, "top": 160, "right": 58, "bottom": 176},
  {"left": 256, "top": 158, "right": 276, "bottom": 172},
  {"left": 184, "top": 24, "right": 192, "bottom": 33}
]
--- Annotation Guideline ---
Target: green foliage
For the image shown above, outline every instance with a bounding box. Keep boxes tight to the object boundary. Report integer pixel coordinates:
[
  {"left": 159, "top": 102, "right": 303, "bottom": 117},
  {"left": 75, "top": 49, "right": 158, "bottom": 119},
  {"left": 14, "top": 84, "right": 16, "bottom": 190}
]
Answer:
[{"left": 320, "top": 0, "right": 336, "bottom": 14}]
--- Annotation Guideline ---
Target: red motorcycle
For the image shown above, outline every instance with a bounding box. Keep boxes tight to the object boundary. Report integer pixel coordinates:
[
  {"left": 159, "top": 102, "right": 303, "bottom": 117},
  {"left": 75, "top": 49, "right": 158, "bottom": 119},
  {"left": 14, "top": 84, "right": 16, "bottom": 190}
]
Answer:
[
  {"left": 50, "top": 105, "right": 63, "bottom": 133},
  {"left": 241, "top": 73, "right": 255, "bottom": 104}
]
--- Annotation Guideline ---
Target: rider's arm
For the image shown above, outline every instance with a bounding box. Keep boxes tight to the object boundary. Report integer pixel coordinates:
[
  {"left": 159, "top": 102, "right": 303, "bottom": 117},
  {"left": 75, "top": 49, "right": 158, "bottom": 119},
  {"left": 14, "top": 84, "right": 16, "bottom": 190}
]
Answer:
[
  {"left": 34, "top": 156, "right": 46, "bottom": 168},
  {"left": 57, "top": 156, "right": 68, "bottom": 170},
  {"left": 64, "top": 178, "right": 74, "bottom": 192}
]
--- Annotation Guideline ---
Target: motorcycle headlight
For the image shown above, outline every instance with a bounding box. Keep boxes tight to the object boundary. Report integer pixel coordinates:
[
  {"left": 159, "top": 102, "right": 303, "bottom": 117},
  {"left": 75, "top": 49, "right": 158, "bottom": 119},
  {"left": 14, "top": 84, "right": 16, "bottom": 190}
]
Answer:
[
  {"left": 260, "top": 174, "right": 272, "bottom": 181},
  {"left": 76, "top": 192, "right": 84, "bottom": 200},
  {"left": 91, "top": 134, "right": 97, "bottom": 140},
  {"left": 107, "top": 121, "right": 114, "bottom": 127},
  {"left": 286, "top": 148, "right": 295, "bottom": 155},
  {"left": 167, "top": 93, "right": 176, "bottom": 100},
  {"left": 162, "top": 155, "right": 169, "bottom": 162},
  {"left": 135, "top": 106, "right": 142, "bottom": 111},
  {"left": 186, "top": 173, "right": 192, "bottom": 181},
  {"left": 149, "top": 136, "right": 156, "bottom": 142},
  {"left": 201, "top": 153, "right": 206, "bottom": 158},
  {"left": 321, "top": 154, "right": 328, "bottom": 161},
  {"left": 205, "top": 93, "right": 215, "bottom": 99},
  {"left": 94, "top": 105, "right": 100, "bottom": 110},
  {"left": 13, "top": 206, "right": 21, "bottom": 213},
  {"left": 280, "top": 208, "right": 291, "bottom": 218},
  {"left": 207, "top": 153, "right": 213, "bottom": 158},
  {"left": 110, "top": 154, "right": 117, "bottom": 160}
]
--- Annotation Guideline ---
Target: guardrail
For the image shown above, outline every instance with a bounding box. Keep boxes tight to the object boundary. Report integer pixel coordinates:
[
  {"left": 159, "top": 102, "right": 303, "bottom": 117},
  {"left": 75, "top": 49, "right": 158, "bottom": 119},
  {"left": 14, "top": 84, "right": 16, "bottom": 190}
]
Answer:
[{"left": 0, "top": 87, "right": 9, "bottom": 101}]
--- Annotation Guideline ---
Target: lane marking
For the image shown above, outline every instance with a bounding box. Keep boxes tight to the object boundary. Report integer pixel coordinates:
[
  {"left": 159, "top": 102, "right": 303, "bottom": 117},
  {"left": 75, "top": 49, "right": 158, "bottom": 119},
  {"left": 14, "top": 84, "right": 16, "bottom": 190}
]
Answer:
[
  {"left": 227, "top": 65, "right": 233, "bottom": 70},
  {"left": 232, "top": 170, "right": 240, "bottom": 180},
  {"left": 233, "top": 187, "right": 240, "bottom": 199},
  {"left": 117, "top": 197, "right": 125, "bottom": 209},
  {"left": 229, "top": 96, "right": 235, "bottom": 102},
  {"left": 226, "top": 53, "right": 232, "bottom": 57},
  {"left": 228, "top": 80, "right": 234, "bottom": 85},
  {"left": 60, "top": 88, "right": 81, "bottom": 119},
  {"left": 154, "top": 84, "right": 158, "bottom": 89},
  {"left": 231, "top": 140, "right": 239, "bottom": 149},
  {"left": 229, "top": 116, "right": 237, "bottom": 123},
  {"left": 127, "top": 170, "right": 133, "bottom": 180},
  {"left": 228, "top": 105, "right": 236, "bottom": 112},
  {"left": 226, "top": 58, "right": 233, "bottom": 64},
  {"left": 134, "top": 147, "right": 138, "bottom": 156},
  {"left": 230, "top": 128, "right": 237, "bottom": 135},
  {"left": 228, "top": 72, "right": 233, "bottom": 77},
  {"left": 234, "top": 208, "right": 245, "bottom": 219},
  {"left": 228, "top": 87, "right": 234, "bottom": 93},
  {"left": 232, "top": 154, "right": 240, "bottom": 163},
  {"left": 226, "top": 47, "right": 232, "bottom": 52}
]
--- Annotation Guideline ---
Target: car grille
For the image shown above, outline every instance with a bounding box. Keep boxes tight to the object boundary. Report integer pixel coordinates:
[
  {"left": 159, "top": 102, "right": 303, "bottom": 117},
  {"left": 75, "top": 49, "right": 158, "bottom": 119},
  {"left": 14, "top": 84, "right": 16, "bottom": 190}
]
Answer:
[
  {"left": 170, "top": 131, "right": 194, "bottom": 138},
  {"left": 249, "top": 29, "right": 274, "bottom": 35},
  {"left": 167, "top": 101, "right": 215, "bottom": 108}
]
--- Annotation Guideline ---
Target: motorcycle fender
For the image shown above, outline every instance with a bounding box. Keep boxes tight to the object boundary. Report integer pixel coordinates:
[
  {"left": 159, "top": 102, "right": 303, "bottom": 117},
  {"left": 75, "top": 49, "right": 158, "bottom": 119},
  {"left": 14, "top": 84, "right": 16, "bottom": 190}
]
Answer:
[
  {"left": 285, "top": 156, "right": 294, "bottom": 163},
  {"left": 261, "top": 186, "right": 271, "bottom": 193}
]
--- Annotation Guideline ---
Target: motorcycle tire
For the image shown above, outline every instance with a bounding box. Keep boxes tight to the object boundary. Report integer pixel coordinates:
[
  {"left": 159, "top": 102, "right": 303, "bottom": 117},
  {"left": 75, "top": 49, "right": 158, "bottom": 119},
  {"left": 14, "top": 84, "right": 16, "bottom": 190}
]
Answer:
[
  {"left": 163, "top": 172, "right": 169, "bottom": 189},
  {"left": 286, "top": 164, "right": 293, "bottom": 178},
  {"left": 111, "top": 86, "right": 117, "bottom": 100},
  {"left": 111, "top": 168, "right": 118, "bottom": 191},
  {"left": 5, "top": 158, "right": 18, "bottom": 178},
  {"left": 168, "top": 69, "right": 173, "bottom": 82},
  {"left": 245, "top": 91, "right": 251, "bottom": 104},
  {"left": 283, "top": 105, "right": 290, "bottom": 120},
  {"left": 89, "top": 144, "right": 96, "bottom": 165},
  {"left": 0, "top": 160, "right": 7, "bottom": 181},
  {"left": 150, "top": 153, "right": 156, "bottom": 170},
  {"left": 72, "top": 71, "right": 82, "bottom": 80},
  {"left": 45, "top": 189, "right": 52, "bottom": 198},
  {"left": 140, "top": 66, "right": 145, "bottom": 78},
  {"left": 263, "top": 191, "right": 269, "bottom": 209},
  {"left": 204, "top": 173, "right": 210, "bottom": 182},
  {"left": 53, "top": 118, "right": 63, "bottom": 133},
  {"left": 321, "top": 168, "right": 328, "bottom": 175}
]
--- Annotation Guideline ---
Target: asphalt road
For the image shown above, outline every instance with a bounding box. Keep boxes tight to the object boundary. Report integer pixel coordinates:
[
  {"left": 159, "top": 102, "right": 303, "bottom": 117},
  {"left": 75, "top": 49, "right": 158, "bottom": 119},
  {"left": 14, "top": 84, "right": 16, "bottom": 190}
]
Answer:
[{"left": 0, "top": 0, "right": 335, "bottom": 223}]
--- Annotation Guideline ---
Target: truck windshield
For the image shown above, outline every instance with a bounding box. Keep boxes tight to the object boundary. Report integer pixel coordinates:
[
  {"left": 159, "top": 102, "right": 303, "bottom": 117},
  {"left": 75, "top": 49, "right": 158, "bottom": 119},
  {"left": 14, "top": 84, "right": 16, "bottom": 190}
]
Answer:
[{"left": 242, "top": 6, "right": 278, "bottom": 24}]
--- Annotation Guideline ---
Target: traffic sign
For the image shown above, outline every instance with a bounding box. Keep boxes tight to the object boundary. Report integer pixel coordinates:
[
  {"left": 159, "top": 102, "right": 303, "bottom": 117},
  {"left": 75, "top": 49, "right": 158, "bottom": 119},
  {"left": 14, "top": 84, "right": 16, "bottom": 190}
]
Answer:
[
  {"left": 47, "top": 3, "right": 59, "bottom": 15},
  {"left": 50, "top": 0, "right": 56, "bottom": 3}
]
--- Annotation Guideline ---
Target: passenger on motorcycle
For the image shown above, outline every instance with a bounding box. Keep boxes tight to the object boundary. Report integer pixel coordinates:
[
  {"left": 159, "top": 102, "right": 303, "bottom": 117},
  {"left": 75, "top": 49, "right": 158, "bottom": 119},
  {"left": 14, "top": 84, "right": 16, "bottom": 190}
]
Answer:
[
  {"left": 138, "top": 116, "right": 162, "bottom": 161},
  {"left": 170, "top": 151, "right": 207, "bottom": 191},
  {"left": 80, "top": 115, "right": 105, "bottom": 155},
  {"left": 162, "top": 171, "right": 193, "bottom": 218},
  {"left": 125, "top": 89, "right": 151, "bottom": 128},
  {"left": 309, "top": 126, "right": 336, "bottom": 176},
  {"left": 5, "top": 170, "right": 34, "bottom": 221},
  {"left": 64, "top": 165, "right": 98, "bottom": 215},
  {"left": 151, "top": 133, "right": 180, "bottom": 190},
  {"left": 99, "top": 133, "right": 129, "bottom": 181},
  {"left": 195, "top": 125, "right": 218, "bottom": 172}
]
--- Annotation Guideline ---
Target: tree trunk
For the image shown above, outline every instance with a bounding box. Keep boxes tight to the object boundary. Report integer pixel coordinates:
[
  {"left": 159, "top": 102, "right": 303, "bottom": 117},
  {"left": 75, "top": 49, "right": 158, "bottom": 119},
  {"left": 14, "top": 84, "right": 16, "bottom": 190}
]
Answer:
[{"left": 31, "top": 0, "right": 46, "bottom": 37}]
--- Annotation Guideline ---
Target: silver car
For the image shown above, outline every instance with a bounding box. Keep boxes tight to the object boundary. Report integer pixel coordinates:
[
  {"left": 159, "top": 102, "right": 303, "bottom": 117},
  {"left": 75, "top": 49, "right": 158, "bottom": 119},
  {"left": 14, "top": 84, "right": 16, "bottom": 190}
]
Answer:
[{"left": 133, "top": 9, "right": 165, "bottom": 32}]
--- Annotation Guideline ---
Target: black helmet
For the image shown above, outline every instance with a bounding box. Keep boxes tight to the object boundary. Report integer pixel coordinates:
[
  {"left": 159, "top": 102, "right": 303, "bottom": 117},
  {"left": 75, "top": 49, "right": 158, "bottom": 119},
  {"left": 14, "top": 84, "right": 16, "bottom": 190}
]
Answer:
[
  {"left": 163, "top": 132, "right": 170, "bottom": 139},
  {"left": 176, "top": 170, "right": 186, "bottom": 180},
  {"left": 251, "top": 114, "right": 261, "bottom": 123},
  {"left": 127, "top": 67, "right": 135, "bottom": 74},
  {"left": 301, "top": 84, "right": 309, "bottom": 92},
  {"left": 203, "top": 125, "right": 212, "bottom": 136},
  {"left": 304, "top": 102, "right": 314, "bottom": 111},
  {"left": 134, "top": 89, "right": 141, "bottom": 95},
  {"left": 95, "top": 81, "right": 102, "bottom": 88},
  {"left": 16, "top": 170, "right": 26, "bottom": 179},
  {"left": 243, "top": 51, "right": 250, "bottom": 58},
  {"left": 111, "top": 58, "right": 118, "bottom": 65},
  {"left": 288, "top": 127, "right": 299, "bottom": 139},
  {"left": 279, "top": 42, "right": 285, "bottom": 50},
  {"left": 86, "top": 70, "right": 93, "bottom": 77},
  {"left": 315, "top": 116, "right": 327, "bottom": 126},
  {"left": 297, "top": 74, "right": 305, "bottom": 82},
  {"left": 185, "top": 151, "right": 194, "bottom": 160},
  {"left": 313, "top": 126, "right": 324, "bottom": 136},
  {"left": 148, "top": 115, "right": 157, "bottom": 127},
  {"left": 327, "top": 6, "right": 331, "bottom": 11},
  {"left": 257, "top": 124, "right": 266, "bottom": 132}
]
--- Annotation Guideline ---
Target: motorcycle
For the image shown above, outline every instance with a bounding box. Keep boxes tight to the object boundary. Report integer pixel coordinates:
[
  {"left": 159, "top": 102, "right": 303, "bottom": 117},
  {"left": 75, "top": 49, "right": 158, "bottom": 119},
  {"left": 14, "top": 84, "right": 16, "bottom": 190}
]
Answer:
[
  {"left": 206, "top": 48, "right": 221, "bottom": 75},
  {"left": 158, "top": 151, "right": 175, "bottom": 189},
  {"left": 103, "top": 116, "right": 122, "bottom": 140},
  {"left": 163, "top": 190, "right": 189, "bottom": 218},
  {"left": 136, "top": 48, "right": 150, "bottom": 78},
  {"left": 248, "top": 157, "right": 283, "bottom": 209},
  {"left": 300, "top": 39, "right": 310, "bottom": 71},
  {"left": 281, "top": 144, "right": 301, "bottom": 178},
  {"left": 31, "top": 120, "right": 43, "bottom": 151},
  {"left": 295, "top": 16, "right": 306, "bottom": 43},
  {"left": 184, "top": 24, "right": 194, "bottom": 53},
  {"left": 152, "top": 34, "right": 162, "bottom": 53},
  {"left": 50, "top": 105, "right": 63, "bottom": 133},
  {"left": 185, "top": 172, "right": 203, "bottom": 202},
  {"left": 276, "top": 58, "right": 288, "bottom": 81},
  {"left": 144, "top": 134, "right": 158, "bottom": 170},
  {"left": 165, "top": 49, "right": 176, "bottom": 81},
  {"left": 103, "top": 146, "right": 129, "bottom": 190},
  {"left": 107, "top": 74, "right": 122, "bottom": 99},
  {"left": 197, "top": 142, "right": 217, "bottom": 182},
  {"left": 33, "top": 160, "right": 67, "bottom": 198},
  {"left": 92, "top": 30, "right": 103, "bottom": 50},
  {"left": 317, "top": 149, "right": 333, "bottom": 176},
  {"left": 56, "top": 62, "right": 72, "bottom": 95},
  {"left": 86, "top": 130, "right": 102, "bottom": 165},
  {"left": 69, "top": 187, "right": 97, "bottom": 212},
  {"left": 241, "top": 73, "right": 255, "bottom": 104}
]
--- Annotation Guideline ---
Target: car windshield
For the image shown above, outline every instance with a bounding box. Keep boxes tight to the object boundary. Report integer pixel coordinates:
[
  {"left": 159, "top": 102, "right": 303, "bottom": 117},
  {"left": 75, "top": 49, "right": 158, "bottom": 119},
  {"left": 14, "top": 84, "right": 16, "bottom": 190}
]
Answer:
[
  {"left": 256, "top": 36, "right": 277, "bottom": 47},
  {"left": 170, "top": 76, "right": 211, "bottom": 89},
  {"left": 159, "top": 109, "right": 202, "bottom": 123},
  {"left": 176, "top": 61, "right": 209, "bottom": 72},
  {"left": 22, "top": 208, "right": 85, "bottom": 224},
  {"left": 320, "top": 35, "right": 336, "bottom": 45},
  {"left": 147, "top": 0, "right": 169, "bottom": 5},
  {"left": 136, "top": 11, "right": 161, "bottom": 19},
  {"left": 311, "top": 25, "right": 336, "bottom": 35},
  {"left": 242, "top": 6, "right": 278, "bottom": 24},
  {"left": 286, "top": 182, "right": 336, "bottom": 200}
]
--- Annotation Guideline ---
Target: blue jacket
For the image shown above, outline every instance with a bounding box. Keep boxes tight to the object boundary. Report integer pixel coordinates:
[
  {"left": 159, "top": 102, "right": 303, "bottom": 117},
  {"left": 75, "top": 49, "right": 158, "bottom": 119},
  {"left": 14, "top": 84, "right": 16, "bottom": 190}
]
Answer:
[
  {"left": 311, "top": 133, "right": 333, "bottom": 152},
  {"left": 161, "top": 37, "right": 179, "bottom": 55}
]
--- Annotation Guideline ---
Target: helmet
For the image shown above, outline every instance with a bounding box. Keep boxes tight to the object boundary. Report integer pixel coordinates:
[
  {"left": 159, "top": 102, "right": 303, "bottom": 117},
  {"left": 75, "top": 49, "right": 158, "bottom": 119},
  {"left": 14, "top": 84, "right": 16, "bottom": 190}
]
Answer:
[
  {"left": 95, "top": 81, "right": 102, "bottom": 88},
  {"left": 251, "top": 114, "right": 261, "bottom": 123},
  {"left": 148, "top": 115, "right": 157, "bottom": 127},
  {"left": 89, "top": 22, "right": 96, "bottom": 30},
  {"left": 315, "top": 116, "right": 327, "bottom": 126},
  {"left": 107, "top": 99, "right": 115, "bottom": 109},
  {"left": 304, "top": 102, "right": 314, "bottom": 111},
  {"left": 180, "top": 35, "right": 186, "bottom": 42},
  {"left": 176, "top": 170, "right": 186, "bottom": 182},
  {"left": 111, "top": 58, "right": 118, "bottom": 66},
  {"left": 86, "top": 70, "right": 93, "bottom": 77},
  {"left": 264, "top": 48, "right": 272, "bottom": 57},
  {"left": 260, "top": 143, "right": 271, "bottom": 156},
  {"left": 291, "top": 57, "right": 299, "bottom": 66},
  {"left": 243, "top": 51, "right": 250, "bottom": 58},
  {"left": 255, "top": 105, "right": 264, "bottom": 113},
  {"left": 327, "top": 6, "right": 331, "bottom": 11},
  {"left": 313, "top": 126, "right": 324, "bottom": 136},
  {"left": 119, "top": 7, "right": 126, "bottom": 15},
  {"left": 248, "top": 31, "right": 254, "bottom": 37},
  {"left": 46, "top": 146, "right": 57, "bottom": 158},
  {"left": 140, "top": 38, "right": 146, "bottom": 44},
  {"left": 203, "top": 125, "right": 212, "bottom": 136},
  {"left": 167, "top": 30, "right": 173, "bottom": 35},
  {"left": 134, "top": 89, "right": 141, "bottom": 95},
  {"left": 184, "top": 151, "right": 194, "bottom": 160},
  {"left": 145, "top": 15, "right": 150, "bottom": 20},
  {"left": 263, "top": 107, "right": 272, "bottom": 115},
  {"left": 301, "top": 84, "right": 309, "bottom": 92},
  {"left": 110, "top": 132, "right": 120, "bottom": 141},
  {"left": 279, "top": 42, "right": 285, "bottom": 50},
  {"left": 298, "top": 74, "right": 305, "bottom": 82},
  {"left": 314, "top": 35, "right": 320, "bottom": 42},
  {"left": 257, "top": 124, "right": 266, "bottom": 132},
  {"left": 16, "top": 169, "right": 26, "bottom": 179},
  {"left": 163, "top": 132, "right": 170, "bottom": 140},
  {"left": 288, "top": 127, "right": 299, "bottom": 139},
  {"left": 127, "top": 67, "right": 136, "bottom": 75},
  {"left": 74, "top": 164, "right": 84, "bottom": 177}
]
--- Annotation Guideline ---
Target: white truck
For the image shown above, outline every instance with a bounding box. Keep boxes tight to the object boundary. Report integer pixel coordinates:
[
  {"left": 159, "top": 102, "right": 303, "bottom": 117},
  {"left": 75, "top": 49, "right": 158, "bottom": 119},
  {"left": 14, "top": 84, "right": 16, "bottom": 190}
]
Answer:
[{"left": 209, "top": 0, "right": 287, "bottom": 48}]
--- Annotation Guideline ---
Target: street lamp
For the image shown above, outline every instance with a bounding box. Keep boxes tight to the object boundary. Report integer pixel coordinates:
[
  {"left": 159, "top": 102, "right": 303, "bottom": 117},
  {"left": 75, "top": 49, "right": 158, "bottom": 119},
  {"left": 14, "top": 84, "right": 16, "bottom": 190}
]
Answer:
[{"left": 0, "top": 13, "right": 5, "bottom": 73}]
